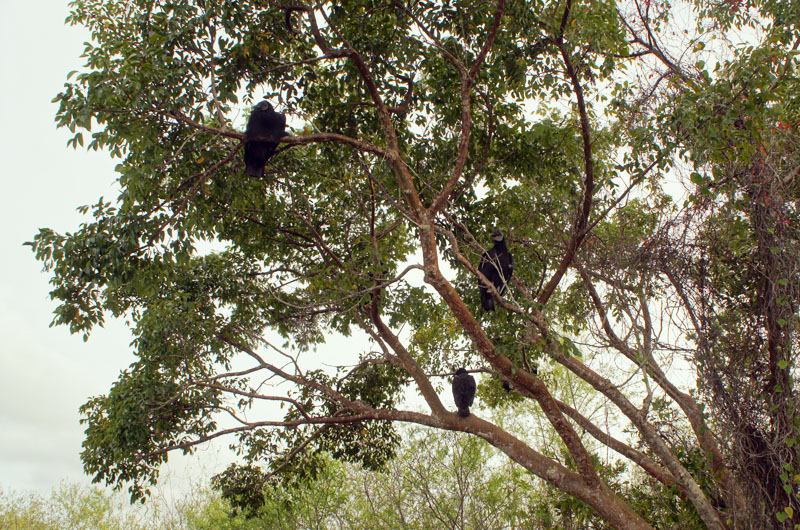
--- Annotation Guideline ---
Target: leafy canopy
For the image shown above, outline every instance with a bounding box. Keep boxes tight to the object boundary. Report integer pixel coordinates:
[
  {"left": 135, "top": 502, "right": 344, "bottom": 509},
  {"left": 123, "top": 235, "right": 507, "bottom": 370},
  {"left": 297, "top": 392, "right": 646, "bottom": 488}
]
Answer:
[{"left": 29, "top": 0, "right": 800, "bottom": 528}]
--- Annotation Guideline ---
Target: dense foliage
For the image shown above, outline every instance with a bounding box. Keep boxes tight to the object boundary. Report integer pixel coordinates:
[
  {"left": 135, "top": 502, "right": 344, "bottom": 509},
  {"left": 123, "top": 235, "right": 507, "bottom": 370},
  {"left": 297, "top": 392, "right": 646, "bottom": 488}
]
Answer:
[{"left": 30, "top": 0, "right": 800, "bottom": 528}]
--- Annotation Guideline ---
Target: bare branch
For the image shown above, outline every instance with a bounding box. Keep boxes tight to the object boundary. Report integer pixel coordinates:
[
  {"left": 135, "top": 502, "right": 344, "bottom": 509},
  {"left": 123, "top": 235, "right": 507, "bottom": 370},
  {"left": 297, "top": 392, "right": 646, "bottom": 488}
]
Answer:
[{"left": 554, "top": 397, "right": 684, "bottom": 496}]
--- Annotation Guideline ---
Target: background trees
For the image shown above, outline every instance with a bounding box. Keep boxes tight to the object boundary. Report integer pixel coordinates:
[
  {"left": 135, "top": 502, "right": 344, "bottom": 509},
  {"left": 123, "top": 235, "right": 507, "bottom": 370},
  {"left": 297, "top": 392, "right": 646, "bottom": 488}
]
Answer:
[
  {"left": 0, "top": 482, "right": 146, "bottom": 530},
  {"left": 30, "top": 0, "right": 800, "bottom": 528},
  {"left": 3, "top": 422, "right": 677, "bottom": 530}
]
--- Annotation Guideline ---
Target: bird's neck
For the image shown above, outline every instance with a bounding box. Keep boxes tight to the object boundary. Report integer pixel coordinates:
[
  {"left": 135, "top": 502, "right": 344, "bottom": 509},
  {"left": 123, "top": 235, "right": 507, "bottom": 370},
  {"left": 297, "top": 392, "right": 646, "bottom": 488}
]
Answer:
[{"left": 493, "top": 239, "right": 507, "bottom": 252}]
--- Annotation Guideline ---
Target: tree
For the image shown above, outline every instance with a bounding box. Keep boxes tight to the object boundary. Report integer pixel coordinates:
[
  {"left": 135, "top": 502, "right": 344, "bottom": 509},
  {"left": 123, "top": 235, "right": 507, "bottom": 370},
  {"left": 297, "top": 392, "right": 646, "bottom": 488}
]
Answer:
[
  {"left": 346, "top": 427, "right": 539, "bottom": 530},
  {"left": 0, "top": 482, "right": 145, "bottom": 530},
  {"left": 29, "top": 0, "right": 800, "bottom": 528}
]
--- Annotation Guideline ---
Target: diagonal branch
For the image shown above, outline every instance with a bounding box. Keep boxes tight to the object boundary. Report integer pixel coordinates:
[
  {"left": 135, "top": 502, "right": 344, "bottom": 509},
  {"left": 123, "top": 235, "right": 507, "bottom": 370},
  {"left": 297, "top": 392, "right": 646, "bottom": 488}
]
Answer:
[
  {"left": 552, "top": 347, "right": 727, "bottom": 530},
  {"left": 581, "top": 263, "right": 747, "bottom": 516},
  {"left": 437, "top": 223, "right": 523, "bottom": 314},
  {"left": 554, "top": 397, "right": 684, "bottom": 495},
  {"left": 367, "top": 297, "right": 448, "bottom": 416}
]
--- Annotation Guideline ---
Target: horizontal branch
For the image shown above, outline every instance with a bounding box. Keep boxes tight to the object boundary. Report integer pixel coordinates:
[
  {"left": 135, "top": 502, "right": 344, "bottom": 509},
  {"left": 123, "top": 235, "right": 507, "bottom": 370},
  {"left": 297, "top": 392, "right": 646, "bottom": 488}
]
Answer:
[
  {"left": 98, "top": 107, "right": 388, "bottom": 158},
  {"left": 280, "top": 132, "right": 387, "bottom": 157}
]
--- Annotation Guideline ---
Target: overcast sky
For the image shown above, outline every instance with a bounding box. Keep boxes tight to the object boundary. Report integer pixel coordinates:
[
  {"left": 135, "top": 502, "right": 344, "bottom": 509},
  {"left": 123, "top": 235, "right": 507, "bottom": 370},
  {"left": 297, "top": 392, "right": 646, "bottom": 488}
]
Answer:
[{"left": 0, "top": 0, "right": 230, "bottom": 496}]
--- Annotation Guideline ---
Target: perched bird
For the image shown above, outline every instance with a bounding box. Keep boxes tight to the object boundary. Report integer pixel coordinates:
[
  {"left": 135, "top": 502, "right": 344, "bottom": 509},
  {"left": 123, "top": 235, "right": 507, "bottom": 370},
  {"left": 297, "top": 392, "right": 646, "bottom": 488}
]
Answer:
[
  {"left": 452, "top": 368, "right": 477, "bottom": 418},
  {"left": 243, "top": 101, "right": 287, "bottom": 178},
  {"left": 478, "top": 229, "right": 514, "bottom": 311}
]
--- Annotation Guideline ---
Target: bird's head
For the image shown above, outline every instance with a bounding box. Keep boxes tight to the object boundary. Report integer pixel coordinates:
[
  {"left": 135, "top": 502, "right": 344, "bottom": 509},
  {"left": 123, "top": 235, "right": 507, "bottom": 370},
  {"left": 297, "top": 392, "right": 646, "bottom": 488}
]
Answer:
[
  {"left": 454, "top": 368, "right": 467, "bottom": 376},
  {"left": 491, "top": 229, "right": 504, "bottom": 241},
  {"left": 254, "top": 100, "right": 274, "bottom": 112}
]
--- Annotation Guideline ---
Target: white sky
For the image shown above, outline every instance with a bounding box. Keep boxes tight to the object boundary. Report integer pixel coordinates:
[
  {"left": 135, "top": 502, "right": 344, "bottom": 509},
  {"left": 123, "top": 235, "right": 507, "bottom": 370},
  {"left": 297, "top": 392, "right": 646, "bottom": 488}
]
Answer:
[{"left": 0, "top": 0, "right": 229, "bottom": 496}]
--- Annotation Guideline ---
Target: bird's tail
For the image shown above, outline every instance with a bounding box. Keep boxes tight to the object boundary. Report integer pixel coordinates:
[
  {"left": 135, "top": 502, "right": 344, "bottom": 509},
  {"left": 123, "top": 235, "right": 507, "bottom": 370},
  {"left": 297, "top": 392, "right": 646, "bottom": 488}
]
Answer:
[
  {"left": 457, "top": 407, "right": 470, "bottom": 418},
  {"left": 245, "top": 165, "right": 265, "bottom": 179},
  {"left": 480, "top": 289, "right": 495, "bottom": 311}
]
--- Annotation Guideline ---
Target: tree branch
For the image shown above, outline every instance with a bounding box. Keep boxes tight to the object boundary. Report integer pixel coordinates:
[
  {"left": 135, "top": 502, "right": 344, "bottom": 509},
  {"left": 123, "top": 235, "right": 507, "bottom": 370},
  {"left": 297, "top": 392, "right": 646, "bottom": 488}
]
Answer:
[
  {"left": 428, "top": 0, "right": 506, "bottom": 216},
  {"left": 537, "top": 7, "right": 596, "bottom": 305}
]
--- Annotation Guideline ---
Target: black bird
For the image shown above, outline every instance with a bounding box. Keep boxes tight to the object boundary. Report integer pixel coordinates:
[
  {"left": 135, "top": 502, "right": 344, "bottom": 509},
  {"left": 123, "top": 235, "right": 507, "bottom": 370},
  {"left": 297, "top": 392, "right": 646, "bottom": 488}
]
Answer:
[
  {"left": 478, "top": 229, "right": 513, "bottom": 311},
  {"left": 452, "top": 368, "right": 477, "bottom": 418},
  {"left": 243, "top": 101, "right": 287, "bottom": 178}
]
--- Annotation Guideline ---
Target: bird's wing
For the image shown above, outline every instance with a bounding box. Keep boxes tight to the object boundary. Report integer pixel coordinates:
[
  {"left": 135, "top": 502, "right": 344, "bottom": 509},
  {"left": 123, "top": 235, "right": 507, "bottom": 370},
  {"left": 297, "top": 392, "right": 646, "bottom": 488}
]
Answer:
[{"left": 487, "top": 249, "right": 506, "bottom": 279}]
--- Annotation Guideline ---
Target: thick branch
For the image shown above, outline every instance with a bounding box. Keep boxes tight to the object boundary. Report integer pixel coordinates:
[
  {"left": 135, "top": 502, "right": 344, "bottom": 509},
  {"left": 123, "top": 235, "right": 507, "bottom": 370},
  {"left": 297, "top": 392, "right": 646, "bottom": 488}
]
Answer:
[
  {"left": 281, "top": 132, "right": 387, "bottom": 157},
  {"left": 167, "top": 108, "right": 388, "bottom": 159},
  {"left": 418, "top": 229, "right": 603, "bottom": 489}
]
